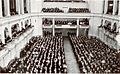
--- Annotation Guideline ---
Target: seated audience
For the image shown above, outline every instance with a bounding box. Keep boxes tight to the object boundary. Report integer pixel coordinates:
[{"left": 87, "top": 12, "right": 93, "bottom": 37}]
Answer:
[
  {"left": 55, "top": 20, "right": 77, "bottom": 26},
  {"left": 68, "top": 33, "right": 120, "bottom": 73},
  {"left": 2, "top": 33, "right": 67, "bottom": 73},
  {"left": 42, "top": 8, "right": 64, "bottom": 13},
  {"left": 42, "top": 18, "right": 53, "bottom": 26},
  {"left": 68, "top": 8, "right": 90, "bottom": 13},
  {"left": 79, "top": 18, "right": 89, "bottom": 26}
]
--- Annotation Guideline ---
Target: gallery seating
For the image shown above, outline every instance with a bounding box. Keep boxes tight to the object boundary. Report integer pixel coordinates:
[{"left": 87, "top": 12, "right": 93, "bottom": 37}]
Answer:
[
  {"left": 42, "top": 18, "right": 53, "bottom": 26},
  {"left": 55, "top": 20, "right": 77, "bottom": 25},
  {"left": 42, "top": 8, "right": 64, "bottom": 13},
  {"left": 68, "top": 8, "right": 90, "bottom": 13},
  {"left": 79, "top": 18, "right": 89, "bottom": 26}
]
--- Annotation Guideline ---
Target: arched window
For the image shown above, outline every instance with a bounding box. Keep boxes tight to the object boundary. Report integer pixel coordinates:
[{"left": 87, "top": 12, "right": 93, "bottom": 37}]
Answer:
[
  {"left": 103, "top": 0, "right": 105, "bottom": 14},
  {"left": 9, "top": 0, "right": 17, "bottom": 15},
  {"left": 107, "top": 0, "right": 113, "bottom": 15},
  {"left": 104, "top": 20, "right": 111, "bottom": 31},
  {"left": 24, "top": 0, "right": 28, "bottom": 13}
]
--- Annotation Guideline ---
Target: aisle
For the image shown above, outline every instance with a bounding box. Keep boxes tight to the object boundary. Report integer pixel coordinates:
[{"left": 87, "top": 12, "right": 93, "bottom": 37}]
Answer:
[{"left": 64, "top": 37, "right": 80, "bottom": 73}]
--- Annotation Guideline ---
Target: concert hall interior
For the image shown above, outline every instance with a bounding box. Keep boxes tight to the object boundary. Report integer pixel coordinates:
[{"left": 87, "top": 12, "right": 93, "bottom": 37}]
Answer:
[{"left": 0, "top": 0, "right": 120, "bottom": 73}]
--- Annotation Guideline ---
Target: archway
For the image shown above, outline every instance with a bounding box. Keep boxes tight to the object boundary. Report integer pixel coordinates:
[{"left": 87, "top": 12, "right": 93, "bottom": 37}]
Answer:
[{"left": 104, "top": 20, "right": 111, "bottom": 31}]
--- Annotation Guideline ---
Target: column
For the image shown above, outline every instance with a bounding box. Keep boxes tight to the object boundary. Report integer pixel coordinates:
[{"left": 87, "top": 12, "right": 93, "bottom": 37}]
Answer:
[
  {"left": 102, "top": 19, "right": 105, "bottom": 41},
  {"left": 18, "top": 21, "right": 22, "bottom": 31},
  {"left": 1, "top": 27, "right": 5, "bottom": 44},
  {"left": 84, "top": 28, "right": 87, "bottom": 36},
  {"left": 119, "top": 0, "right": 120, "bottom": 15},
  {"left": 111, "top": 22, "right": 114, "bottom": 30},
  {"left": 39, "top": 18, "right": 43, "bottom": 37},
  {"left": 22, "top": 20, "right": 25, "bottom": 29},
  {"left": 101, "top": 19, "right": 106, "bottom": 41},
  {"left": 0, "top": 0, "right": 3, "bottom": 17},
  {"left": 16, "top": 0, "right": 20, "bottom": 14},
  {"left": 104, "top": 0, "right": 108, "bottom": 14},
  {"left": 8, "top": 25, "right": 12, "bottom": 39},
  {"left": 113, "top": 0, "right": 117, "bottom": 15},
  {"left": 76, "top": 19, "right": 79, "bottom": 37},
  {"left": 4, "top": 0, "right": 10, "bottom": 16},
  {"left": 116, "top": 22, "right": 119, "bottom": 33},
  {"left": 52, "top": 18, "right": 55, "bottom": 36},
  {"left": 20, "top": 0, "right": 24, "bottom": 14},
  {"left": 28, "top": 19, "right": 31, "bottom": 25}
]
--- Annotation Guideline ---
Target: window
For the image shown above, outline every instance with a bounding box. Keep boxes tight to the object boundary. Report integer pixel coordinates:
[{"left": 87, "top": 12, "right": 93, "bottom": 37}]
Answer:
[{"left": 107, "top": 0, "right": 113, "bottom": 15}]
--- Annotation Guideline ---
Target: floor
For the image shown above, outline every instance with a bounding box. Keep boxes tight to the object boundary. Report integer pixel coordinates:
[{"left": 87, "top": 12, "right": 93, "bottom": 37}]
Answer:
[{"left": 64, "top": 37, "right": 80, "bottom": 73}]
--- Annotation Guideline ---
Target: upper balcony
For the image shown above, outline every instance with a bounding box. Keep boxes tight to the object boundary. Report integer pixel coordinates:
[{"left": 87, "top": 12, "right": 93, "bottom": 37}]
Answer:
[
  {"left": 42, "top": 7, "right": 90, "bottom": 13},
  {"left": 0, "top": 13, "right": 119, "bottom": 26},
  {"left": 44, "top": 0, "right": 86, "bottom": 2},
  {"left": 42, "top": 1, "right": 88, "bottom": 13}
]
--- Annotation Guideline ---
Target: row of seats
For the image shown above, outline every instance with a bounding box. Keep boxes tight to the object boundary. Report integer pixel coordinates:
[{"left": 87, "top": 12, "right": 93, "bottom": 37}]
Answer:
[
  {"left": 42, "top": 8, "right": 64, "bottom": 13},
  {"left": 44, "top": 0, "right": 85, "bottom": 2},
  {"left": 69, "top": 33, "right": 120, "bottom": 73},
  {"left": 1, "top": 34, "right": 67, "bottom": 73},
  {"left": 68, "top": 8, "right": 90, "bottom": 13},
  {"left": 43, "top": 31, "right": 62, "bottom": 37}
]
